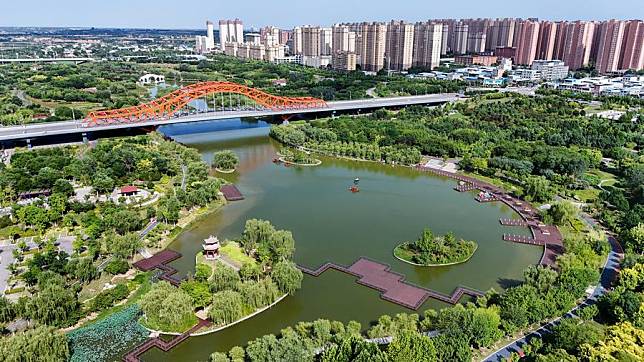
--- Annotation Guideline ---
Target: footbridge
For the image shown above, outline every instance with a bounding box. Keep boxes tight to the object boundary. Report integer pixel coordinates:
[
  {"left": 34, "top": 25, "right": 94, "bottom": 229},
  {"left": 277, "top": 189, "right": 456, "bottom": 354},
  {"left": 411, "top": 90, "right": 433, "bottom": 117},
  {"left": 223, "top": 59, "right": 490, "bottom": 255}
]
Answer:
[{"left": 0, "top": 81, "right": 460, "bottom": 146}]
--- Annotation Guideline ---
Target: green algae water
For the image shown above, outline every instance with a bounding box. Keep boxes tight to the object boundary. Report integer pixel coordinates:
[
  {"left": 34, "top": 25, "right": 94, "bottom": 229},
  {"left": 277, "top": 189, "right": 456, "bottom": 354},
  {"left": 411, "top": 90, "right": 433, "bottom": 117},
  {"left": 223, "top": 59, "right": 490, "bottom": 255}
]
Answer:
[{"left": 143, "top": 120, "right": 540, "bottom": 361}]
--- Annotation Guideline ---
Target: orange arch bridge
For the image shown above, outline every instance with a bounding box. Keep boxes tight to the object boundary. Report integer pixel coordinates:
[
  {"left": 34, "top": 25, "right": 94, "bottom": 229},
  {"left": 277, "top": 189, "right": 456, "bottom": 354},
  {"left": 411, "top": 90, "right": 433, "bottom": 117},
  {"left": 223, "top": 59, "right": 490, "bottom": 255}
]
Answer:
[{"left": 85, "top": 81, "right": 327, "bottom": 126}]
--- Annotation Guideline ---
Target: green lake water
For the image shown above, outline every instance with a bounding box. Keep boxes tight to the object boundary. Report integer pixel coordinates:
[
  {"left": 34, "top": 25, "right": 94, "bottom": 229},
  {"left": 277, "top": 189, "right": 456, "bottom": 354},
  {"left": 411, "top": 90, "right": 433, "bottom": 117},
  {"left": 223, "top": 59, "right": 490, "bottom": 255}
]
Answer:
[{"left": 143, "top": 122, "right": 540, "bottom": 361}]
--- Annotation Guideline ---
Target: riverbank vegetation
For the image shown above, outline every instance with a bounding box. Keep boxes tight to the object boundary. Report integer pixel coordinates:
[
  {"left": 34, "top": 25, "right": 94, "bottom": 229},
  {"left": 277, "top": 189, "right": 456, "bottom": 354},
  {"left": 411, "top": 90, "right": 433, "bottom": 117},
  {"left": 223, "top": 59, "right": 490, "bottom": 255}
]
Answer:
[
  {"left": 270, "top": 123, "right": 422, "bottom": 165},
  {"left": 279, "top": 148, "right": 321, "bottom": 166},
  {"left": 0, "top": 133, "right": 228, "bottom": 354},
  {"left": 394, "top": 228, "right": 477, "bottom": 266}
]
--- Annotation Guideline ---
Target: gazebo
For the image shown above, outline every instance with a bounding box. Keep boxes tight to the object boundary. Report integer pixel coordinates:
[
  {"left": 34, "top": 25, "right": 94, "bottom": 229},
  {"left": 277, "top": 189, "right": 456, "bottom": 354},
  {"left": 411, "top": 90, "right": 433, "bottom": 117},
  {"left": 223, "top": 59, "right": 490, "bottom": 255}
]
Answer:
[{"left": 202, "top": 235, "right": 221, "bottom": 260}]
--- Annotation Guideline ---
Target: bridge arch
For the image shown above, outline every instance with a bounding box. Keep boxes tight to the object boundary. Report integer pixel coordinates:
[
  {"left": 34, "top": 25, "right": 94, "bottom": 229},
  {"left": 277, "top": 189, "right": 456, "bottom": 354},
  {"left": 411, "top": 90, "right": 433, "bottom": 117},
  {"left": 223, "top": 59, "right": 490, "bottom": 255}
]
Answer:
[{"left": 85, "top": 81, "right": 327, "bottom": 126}]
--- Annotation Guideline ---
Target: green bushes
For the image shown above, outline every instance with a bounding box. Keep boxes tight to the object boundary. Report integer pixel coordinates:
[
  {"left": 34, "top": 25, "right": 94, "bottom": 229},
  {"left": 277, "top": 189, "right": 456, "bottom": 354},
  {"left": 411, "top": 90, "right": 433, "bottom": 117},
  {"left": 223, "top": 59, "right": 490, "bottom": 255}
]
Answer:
[
  {"left": 90, "top": 284, "right": 130, "bottom": 312},
  {"left": 394, "top": 228, "right": 477, "bottom": 265},
  {"left": 0, "top": 326, "right": 69, "bottom": 362}
]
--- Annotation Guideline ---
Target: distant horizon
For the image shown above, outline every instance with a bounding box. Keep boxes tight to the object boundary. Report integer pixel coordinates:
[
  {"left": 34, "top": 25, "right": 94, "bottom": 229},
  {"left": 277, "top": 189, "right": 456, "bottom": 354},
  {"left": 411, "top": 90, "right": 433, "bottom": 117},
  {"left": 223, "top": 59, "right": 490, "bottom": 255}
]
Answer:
[{"left": 2, "top": 0, "right": 642, "bottom": 29}]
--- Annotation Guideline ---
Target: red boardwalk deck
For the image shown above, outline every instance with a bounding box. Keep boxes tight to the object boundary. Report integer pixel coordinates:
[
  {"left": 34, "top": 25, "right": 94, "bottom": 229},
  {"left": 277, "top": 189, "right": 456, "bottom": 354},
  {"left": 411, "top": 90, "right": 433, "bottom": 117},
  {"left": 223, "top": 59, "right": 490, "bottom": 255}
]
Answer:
[
  {"left": 299, "top": 257, "right": 484, "bottom": 309},
  {"left": 220, "top": 184, "right": 244, "bottom": 201},
  {"left": 132, "top": 250, "right": 183, "bottom": 286},
  {"left": 416, "top": 165, "right": 565, "bottom": 268},
  {"left": 123, "top": 318, "right": 211, "bottom": 362}
]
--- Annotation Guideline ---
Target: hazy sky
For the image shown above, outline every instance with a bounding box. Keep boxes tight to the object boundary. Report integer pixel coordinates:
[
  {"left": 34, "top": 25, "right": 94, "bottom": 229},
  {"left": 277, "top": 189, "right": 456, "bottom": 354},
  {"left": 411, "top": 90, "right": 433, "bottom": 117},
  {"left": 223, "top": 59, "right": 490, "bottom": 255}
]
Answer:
[{"left": 2, "top": 0, "right": 642, "bottom": 29}]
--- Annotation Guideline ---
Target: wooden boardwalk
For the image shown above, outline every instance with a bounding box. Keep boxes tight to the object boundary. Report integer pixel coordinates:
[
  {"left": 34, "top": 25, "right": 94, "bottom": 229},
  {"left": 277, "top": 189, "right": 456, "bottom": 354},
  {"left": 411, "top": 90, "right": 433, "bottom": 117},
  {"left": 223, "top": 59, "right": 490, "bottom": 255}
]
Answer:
[
  {"left": 415, "top": 166, "right": 564, "bottom": 268},
  {"left": 133, "top": 250, "right": 183, "bottom": 287},
  {"left": 123, "top": 318, "right": 211, "bottom": 362},
  {"left": 299, "top": 257, "right": 484, "bottom": 310},
  {"left": 220, "top": 184, "right": 244, "bottom": 201}
]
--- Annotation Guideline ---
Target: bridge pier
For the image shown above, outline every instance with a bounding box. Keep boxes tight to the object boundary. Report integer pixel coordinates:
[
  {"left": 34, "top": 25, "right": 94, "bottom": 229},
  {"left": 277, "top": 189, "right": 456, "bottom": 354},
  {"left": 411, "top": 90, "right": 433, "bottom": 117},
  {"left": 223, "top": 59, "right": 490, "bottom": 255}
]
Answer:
[
  {"left": 25, "top": 138, "right": 32, "bottom": 149},
  {"left": 82, "top": 132, "right": 89, "bottom": 144}
]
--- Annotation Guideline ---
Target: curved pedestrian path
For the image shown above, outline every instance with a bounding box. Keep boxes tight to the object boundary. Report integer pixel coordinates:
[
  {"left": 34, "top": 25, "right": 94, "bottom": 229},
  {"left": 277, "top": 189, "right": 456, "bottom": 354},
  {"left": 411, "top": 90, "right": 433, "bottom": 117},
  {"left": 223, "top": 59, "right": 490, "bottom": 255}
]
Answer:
[{"left": 482, "top": 233, "right": 623, "bottom": 361}]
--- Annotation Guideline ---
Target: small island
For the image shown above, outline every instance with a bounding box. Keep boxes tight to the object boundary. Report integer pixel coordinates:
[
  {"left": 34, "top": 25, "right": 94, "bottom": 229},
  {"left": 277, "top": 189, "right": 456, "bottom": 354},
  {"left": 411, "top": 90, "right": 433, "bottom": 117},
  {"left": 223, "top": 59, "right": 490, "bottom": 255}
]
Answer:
[
  {"left": 394, "top": 228, "right": 477, "bottom": 266},
  {"left": 279, "top": 148, "right": 321, "bottom": 166},
  {"left": 212, "top": 150, "right": 239, "bottom": 173}
]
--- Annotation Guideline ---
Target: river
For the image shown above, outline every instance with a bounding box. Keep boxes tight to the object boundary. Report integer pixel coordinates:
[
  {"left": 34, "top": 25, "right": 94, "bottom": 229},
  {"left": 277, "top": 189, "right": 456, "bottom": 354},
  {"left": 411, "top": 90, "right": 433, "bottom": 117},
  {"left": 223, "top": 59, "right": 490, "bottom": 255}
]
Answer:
[{"left": 142, "top": 118, "right": 540, "bottom": 361}]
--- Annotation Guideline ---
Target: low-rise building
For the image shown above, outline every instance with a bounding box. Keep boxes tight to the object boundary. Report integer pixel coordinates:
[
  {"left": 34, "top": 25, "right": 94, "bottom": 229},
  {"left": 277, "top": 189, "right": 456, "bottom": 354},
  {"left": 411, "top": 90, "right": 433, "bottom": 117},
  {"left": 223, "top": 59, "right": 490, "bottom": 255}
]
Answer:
[
  {"left": 454, "top": 54, "right": 498, "bottom": 66},
  {"left": 531, "top": 60, "right": 569, "bottom": 81}
]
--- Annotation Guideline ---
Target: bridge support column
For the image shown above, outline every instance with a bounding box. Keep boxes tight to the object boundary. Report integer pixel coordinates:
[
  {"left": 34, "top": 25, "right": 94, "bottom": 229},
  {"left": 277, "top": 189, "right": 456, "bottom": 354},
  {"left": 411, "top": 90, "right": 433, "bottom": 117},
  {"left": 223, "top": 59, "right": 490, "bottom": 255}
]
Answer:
[
  {"left": 25, "top": 138, "right": 32, "bottom": 149},
  {"left": 82, "top": 132, "right": 89, "bottom": 144}
]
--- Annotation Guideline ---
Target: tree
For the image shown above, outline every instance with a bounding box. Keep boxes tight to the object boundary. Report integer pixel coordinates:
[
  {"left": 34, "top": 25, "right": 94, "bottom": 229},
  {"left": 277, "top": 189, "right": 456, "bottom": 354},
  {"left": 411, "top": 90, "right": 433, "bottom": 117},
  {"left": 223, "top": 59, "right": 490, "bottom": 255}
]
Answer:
[
  {"left": 579, "top": 322, "right": 644, "bottom": 361},
  {"left": 524, "top": 176, "right": 554, "bottom": 203},
  {"left": 139, "top": 281, "right": 196, "bottom": 332},
  {"left": 25, "top": 277, "right": 80, "bottom": 327},
  {"left": 70, "top": 257, "right": 98, "bottom": 283},
  {"left": 194, "top": 263, "right": 212, "bottom": 282},
  {"left": 271, "top": 261, "right": 303, "bottom": 295},
  {"left": 321, "top": 335, "right": 389, "bottom": 362},
  {"left": 547, "top": 319, "right": 605, "bottom": 354},
  {"left": 210, "top": 264, "right": 241, "bottom": 292},
  {"left": 0, "top": 326, "right": 70, "bottom": 362},
  {"left": 433, "top": 334, "right": 472, "bottom": 362},
  {"left": 157, "top": 195, "right": 181, "bottom": 224},
  {"left": 240, "top": 262, "right": 261, "bottom": 281},
  {"left": 52, "top": 178, "right": 74, "bottom": 197},
  {"left": 524, "top": 265, "right": 558, "bottom": 293},
  {"left": 210, "top": 352, "right": 230, "bottom": 362},
  {"left": 386, "top": 330, "right": 437, "bottom": 362},
  {"left": 103, "top": 232, "right": 141, "bottom": 259},
  {"left": 0, "top": 296, "right": 15, "bottom": 322},
  {"left": 545, "top": 201, "right": 578, "bottom": 226},
  {"left": 268, "top": 229, "right": 295, "bottom": 262},
  {"left": 180, "top": 280, "right": 212, "bottom": 308},
  {"left": 241, "top": 219, "right": 276, "bottom": 256},
  {"left": 212, "top": 150, "right": 240, "bottom": 171},
  {"left": 229, "top": 346, "right": 245, "bottom": 362},
  {"left": 209, "top": 290, "right": 244, "bottom": 325},
  {"left": 105, "top": 258, "right": 130, "bottom": 275}
]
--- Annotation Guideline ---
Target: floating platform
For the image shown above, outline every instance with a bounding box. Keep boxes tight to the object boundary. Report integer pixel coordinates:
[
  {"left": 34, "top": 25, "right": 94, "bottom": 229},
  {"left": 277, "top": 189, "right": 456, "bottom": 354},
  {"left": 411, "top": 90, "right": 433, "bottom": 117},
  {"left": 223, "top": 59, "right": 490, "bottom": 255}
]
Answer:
[
  {"left": 220, "top": 184, "right": 244, "bottom": 201},
  {"left": 503, "top": 234, "right": 546, "bottom": 246}
]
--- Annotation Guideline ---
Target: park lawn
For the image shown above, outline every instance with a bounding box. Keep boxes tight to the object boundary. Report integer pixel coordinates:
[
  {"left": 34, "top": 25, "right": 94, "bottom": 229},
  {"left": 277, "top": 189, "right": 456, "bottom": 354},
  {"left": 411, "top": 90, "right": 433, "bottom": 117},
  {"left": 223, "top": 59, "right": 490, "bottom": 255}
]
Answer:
[
  {"left": 221, "top": 241, "right": 257, "bottom": 266},
  {"left": 140, "top": 313, "right": 198, "bottom": 334},
  {"left": 573, "top": 188, "right": 601, "bottom": 203},
  {"left": 79, "top": 272, "right": 152, "bottom": 328}
]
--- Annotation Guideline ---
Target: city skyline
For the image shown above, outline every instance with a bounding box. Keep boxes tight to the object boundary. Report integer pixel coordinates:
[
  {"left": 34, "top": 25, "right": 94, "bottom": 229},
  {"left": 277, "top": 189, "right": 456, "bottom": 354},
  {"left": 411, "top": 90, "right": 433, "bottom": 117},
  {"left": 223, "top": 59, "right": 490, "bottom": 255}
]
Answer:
[{"left": 2, "top": 0, "right": 643, "bottom": 29}]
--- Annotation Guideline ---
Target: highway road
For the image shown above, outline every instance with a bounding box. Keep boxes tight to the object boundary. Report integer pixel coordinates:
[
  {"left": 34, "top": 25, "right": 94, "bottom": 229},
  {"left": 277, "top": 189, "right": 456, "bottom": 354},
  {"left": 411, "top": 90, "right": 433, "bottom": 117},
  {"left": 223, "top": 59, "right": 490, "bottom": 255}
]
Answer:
[{"left": 0, "top": 94, "right": 460, "bottom": 142}]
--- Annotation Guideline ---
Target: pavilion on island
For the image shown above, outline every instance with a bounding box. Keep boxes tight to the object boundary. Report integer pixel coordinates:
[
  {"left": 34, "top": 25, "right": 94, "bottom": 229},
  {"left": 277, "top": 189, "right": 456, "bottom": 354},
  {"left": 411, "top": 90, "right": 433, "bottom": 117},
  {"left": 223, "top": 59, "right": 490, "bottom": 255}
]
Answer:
[{"left": 203, "top": 235, "right": 221, "bottom": 260}]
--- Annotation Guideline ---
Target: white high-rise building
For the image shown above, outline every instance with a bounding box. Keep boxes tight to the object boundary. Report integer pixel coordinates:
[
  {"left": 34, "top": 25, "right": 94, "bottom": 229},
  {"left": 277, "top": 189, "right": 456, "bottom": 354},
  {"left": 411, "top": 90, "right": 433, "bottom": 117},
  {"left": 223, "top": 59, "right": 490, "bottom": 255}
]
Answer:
[
  {"left": 320, "top": 27, "right": 333, "bottom": 55},
  {"left": 206, "top": 21, "right": 215, "bottom": 50},
  {"left": 219, "top": 19, "right": 244, "bottom": 45},
  {"left": 195, "top": 35, "right": 209, "bottom": 54}
]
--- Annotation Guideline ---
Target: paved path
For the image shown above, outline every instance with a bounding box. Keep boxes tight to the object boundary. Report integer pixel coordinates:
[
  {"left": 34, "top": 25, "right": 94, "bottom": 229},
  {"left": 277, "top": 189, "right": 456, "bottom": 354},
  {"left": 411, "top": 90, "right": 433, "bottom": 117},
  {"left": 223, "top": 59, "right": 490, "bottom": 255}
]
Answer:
[{"left": 482, "top": 233, "right": 623, "bottom": 361}]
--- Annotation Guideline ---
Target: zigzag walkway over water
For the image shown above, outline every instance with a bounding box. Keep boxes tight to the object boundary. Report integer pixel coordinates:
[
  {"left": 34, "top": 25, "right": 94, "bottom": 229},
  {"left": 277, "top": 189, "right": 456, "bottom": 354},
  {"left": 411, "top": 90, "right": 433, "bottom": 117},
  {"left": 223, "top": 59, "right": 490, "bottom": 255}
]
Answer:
[{"left": 298, "top": 257, "right": 484, "bottom": 310}]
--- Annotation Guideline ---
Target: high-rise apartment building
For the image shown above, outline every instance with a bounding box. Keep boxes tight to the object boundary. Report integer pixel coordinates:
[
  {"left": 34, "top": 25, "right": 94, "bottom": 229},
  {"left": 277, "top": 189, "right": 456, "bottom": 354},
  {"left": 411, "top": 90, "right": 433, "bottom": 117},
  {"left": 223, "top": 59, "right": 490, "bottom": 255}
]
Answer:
[
  {"left": 620, "top": 20, "right": 644, "bottom": 70},
  {"left": 219, "top": 19, "right": 244, "bottom": 45},
  {"left": 320, "top": 28, "right": 333, "bottom": 55},
  {"left": 206, "top": 21, "right": 215, "bottom": 50},
  {"left": 301, "top": 26, "right": 321, "bottom": 56},
  {"left": 412, "top": 22, "right": 443, "bottom": 69},
  {"left": 514, "top": 20, "right": 540, "bottom": 65},
  {"left": 332, "top": 25, "right": 357, "bottom": 53},
  {"left": 332, "top": 51, "right": 357, "bottom": 71},
  {"left": 260, "top": 26, "right": 280, "bottom": 47},
  {"left": 440, "top": 25, "right": 449, "bottom": 55},
  {"left": 385, "top": 20, "right": 415, "bottom": 71},
  {"left": 558, "top": 21, "right": 596, "bottom": 70},
  {"left": 536, "top": 21, "right": 557, "bottom": 60},
  {"left": 497, "top": 18, "right": 517, "bottom": 48},
  {"left": 292, "top": 27, "right": 303, "bottom": 54},
  {"left": 595, "top": 20, "right": 626, "bottom": 74},
  {"left": 467, "top": 32, "right": 486, "bottom": 53},
  {"left": 195, "top": 36, "right": 208, "bottom": 54},
  {"left": 453, "top": 23, "right": 469, "bottom": 54},
  {"left": 357, "top": 22, "right": 387, "bottom": 72}
]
